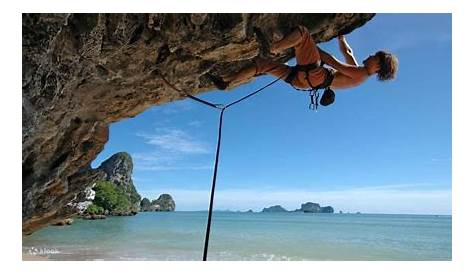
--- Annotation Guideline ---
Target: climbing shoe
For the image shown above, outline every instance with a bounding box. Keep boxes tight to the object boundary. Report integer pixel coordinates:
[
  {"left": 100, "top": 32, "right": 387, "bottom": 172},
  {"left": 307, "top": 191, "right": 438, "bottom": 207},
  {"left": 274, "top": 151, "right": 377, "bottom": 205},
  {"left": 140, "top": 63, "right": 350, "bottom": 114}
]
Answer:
[
  {"left": 254, "top": 27, "right": 274, "bottom": 59},
  {"left": 206, "top": 73, "right": 229, "bottom": 90}
]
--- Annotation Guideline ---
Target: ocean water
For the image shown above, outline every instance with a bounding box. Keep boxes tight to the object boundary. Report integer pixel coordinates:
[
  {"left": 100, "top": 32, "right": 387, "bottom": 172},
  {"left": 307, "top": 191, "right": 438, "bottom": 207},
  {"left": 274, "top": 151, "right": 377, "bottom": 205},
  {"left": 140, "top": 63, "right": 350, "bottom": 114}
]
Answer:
[{"left": 22, "top": 212, "right": 451, "bottom": 261}]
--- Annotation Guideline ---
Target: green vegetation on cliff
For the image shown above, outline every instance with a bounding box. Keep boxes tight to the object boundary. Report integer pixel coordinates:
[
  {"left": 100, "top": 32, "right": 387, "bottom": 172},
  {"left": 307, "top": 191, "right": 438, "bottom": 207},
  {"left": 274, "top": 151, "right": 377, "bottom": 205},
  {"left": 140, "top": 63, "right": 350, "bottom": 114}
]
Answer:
[
  {"left": 87, "top": 180, "right": 140, "bottom": 215},
  {"left": 86, "top": 203, "right": 104, "bottom": 215},
  {"left": 127, "top": 184, "right": 141, "bottom": 206}
]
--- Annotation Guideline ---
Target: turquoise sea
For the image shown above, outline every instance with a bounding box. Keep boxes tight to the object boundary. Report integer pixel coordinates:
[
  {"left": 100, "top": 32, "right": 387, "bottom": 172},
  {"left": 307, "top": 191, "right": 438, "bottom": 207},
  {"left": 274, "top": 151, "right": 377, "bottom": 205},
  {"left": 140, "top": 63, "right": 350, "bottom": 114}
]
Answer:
[{"left": 22, "top": 212, "right": 451, "bottom": 261}]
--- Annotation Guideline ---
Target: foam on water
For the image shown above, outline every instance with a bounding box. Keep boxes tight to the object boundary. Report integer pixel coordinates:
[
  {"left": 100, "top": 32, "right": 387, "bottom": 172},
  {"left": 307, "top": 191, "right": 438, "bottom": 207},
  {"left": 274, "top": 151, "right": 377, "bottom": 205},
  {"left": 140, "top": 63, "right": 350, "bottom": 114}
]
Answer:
[{"left": 22, "top": 212, "right": 451, "bottom": 261}]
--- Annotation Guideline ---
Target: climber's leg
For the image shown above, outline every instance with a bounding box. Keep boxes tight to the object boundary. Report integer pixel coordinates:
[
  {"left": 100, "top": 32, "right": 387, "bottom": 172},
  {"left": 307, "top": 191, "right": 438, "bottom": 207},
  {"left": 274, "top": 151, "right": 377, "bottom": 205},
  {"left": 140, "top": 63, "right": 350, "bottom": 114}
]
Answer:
[
  {"left": 221, "top": 65, "right": 257, "bottom": 83},
  {"left": 222, "top": 58, "right": 291, "bottom": 84},
  {"left": 271, "top": 25, "right": 321, "bottom": 66},
  {"left": 208, "top": 63, "right": 260, "bottom": 90},
  {"left": 254, "top": 58, "right": 291, "bottom": 79},
  {"left": 293, "top": 25, "right": 321, "bottom": 66},
  {"left": 270, "top": 27, "right": 306, "bottom": 54},
  {"left": 208, "top": 58, "right": 289, "bottom": 90}
]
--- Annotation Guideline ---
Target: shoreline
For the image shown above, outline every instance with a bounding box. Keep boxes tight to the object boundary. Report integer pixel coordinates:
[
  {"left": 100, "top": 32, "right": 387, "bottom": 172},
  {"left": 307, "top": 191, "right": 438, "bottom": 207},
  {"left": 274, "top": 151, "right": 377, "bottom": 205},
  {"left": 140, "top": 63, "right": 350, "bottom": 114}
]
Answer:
[
  {"left": 22, "top": 213, "right": 451, "bottom": 261},
  {"left": 22, "top": 253, "right": 50, "bottom": 261}
]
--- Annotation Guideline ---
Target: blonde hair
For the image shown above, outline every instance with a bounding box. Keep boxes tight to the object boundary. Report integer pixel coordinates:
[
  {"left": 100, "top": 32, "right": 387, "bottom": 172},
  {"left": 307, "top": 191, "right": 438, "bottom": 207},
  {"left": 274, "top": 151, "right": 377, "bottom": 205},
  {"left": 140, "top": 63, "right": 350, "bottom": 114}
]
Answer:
[{"left": 375, "top": 51, "right": 399, "bottom": 81}]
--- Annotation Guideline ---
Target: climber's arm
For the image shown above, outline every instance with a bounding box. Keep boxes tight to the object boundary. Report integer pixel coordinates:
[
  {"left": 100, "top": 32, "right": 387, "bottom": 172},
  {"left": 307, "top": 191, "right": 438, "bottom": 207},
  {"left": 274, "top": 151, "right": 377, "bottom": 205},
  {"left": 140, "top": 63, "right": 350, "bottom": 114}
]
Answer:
[
  {"left": 338, "top": 35, "right": 358, "bottom": 66},
  {"left": 317, "top": 47, "right": 366, "bottom": 80}
]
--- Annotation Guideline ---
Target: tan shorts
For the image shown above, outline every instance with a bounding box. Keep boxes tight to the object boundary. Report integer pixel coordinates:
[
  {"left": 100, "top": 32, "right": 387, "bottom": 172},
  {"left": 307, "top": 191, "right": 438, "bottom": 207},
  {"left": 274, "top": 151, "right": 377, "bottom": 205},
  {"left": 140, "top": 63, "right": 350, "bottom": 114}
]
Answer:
[{"left": 254, "top": 25, "right": 327, "bottom": 89}]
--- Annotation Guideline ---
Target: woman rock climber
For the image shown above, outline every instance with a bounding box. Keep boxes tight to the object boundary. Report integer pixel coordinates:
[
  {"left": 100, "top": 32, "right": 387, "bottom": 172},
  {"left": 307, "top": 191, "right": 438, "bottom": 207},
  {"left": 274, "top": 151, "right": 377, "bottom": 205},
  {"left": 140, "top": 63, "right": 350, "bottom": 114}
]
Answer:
[{"left": 208, "top": 25, "right": 398, "bottom": 95}]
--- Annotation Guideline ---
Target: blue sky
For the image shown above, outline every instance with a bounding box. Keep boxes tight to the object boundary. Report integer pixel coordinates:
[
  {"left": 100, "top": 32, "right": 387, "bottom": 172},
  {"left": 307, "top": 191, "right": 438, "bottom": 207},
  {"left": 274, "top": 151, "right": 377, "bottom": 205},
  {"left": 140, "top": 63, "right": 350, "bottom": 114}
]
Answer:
[{"left": 92, "top": 14, "right": 451, "bottom": 214}]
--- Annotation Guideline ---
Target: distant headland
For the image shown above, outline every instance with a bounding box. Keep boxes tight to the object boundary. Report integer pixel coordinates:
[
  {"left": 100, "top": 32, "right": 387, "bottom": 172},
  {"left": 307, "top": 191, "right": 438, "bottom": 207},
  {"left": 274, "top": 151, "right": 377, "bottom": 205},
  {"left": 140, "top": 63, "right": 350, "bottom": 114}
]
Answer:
[{"left": 261, "top": 202, "right": 334, "bottom": 213}]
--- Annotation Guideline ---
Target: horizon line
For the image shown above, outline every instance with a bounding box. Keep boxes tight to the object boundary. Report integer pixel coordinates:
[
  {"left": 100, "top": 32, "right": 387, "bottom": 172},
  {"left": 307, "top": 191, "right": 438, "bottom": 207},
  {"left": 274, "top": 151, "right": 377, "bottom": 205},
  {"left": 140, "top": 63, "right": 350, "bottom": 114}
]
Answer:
[{"left": 141, "top": 210, "right": 452, "bottom": 216}]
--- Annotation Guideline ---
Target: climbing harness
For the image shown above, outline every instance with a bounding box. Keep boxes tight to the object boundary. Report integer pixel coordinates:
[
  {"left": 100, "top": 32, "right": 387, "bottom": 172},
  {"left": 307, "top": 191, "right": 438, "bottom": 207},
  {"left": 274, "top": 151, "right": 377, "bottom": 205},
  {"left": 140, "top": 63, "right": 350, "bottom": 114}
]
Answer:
[{"left": 284, "top": 62, "right": 336, "bottom": 110}]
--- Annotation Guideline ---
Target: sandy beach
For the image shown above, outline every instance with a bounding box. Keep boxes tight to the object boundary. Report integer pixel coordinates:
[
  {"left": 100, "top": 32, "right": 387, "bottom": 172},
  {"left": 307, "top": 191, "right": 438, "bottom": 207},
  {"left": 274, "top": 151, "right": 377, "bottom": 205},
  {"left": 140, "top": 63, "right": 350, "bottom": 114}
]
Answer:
[{"left": 22, "top": 253, "right": 50, "bottom": 261}]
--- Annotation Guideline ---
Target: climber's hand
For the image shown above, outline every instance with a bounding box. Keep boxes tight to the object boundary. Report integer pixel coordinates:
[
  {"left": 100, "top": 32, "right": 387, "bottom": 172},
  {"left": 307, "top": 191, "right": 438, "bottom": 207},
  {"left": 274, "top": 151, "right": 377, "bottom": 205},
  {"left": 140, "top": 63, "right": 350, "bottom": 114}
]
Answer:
[{"left": 269, "top": 46, "right": 280, "bottom": 56}]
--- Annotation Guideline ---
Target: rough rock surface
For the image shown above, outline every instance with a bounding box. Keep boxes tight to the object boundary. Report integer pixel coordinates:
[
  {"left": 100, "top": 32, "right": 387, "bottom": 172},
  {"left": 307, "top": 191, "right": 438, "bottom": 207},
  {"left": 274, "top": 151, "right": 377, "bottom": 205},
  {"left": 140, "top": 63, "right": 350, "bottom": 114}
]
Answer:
[
  {"left": 150, "top": 194, "right": 176, "bottom": 211},
  {"left": 22, "top": 13, "right": 375, "bottom": 234},
  {"left": 51, "top": 218, "right": 73, "bottom": 226},
  {"left": 82, "top": 214, "right": 106, "bottom": 220},
  {"left": 320, "top": 206, "right": 334, "bottom": 213},
  {"left": 70, "top": 184, "right": 95, "bottom": 213},
  {"left": 295, "top": 202, "right": 334, "bottom": 213},
  {"left": 68, "top": 151, "right": 141, "bottom": 215},
  {"left": 97, "top": 152, "right": 141, "bottom": 213},
  {"left": 97, "top": 152, "right": 133, "bottom": 188},
  {"left": 140, "top": 198, "right": 152, "bottom": 212},
  {"left": 262, "top": 205, "right": 288, "bottom": 213}
]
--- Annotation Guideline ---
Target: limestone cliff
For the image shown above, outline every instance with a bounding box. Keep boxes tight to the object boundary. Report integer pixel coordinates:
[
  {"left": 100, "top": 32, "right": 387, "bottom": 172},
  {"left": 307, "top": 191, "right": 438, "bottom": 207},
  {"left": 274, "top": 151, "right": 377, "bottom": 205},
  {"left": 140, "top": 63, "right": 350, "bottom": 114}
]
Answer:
[
  {"left": 262, "top": 205, "right": 288, "bottom": 213},
  {"left": 22, "top": 13, "right": 375, "bottom": 234},
  {"left": 295, "top": 202, "right": 334, "bottom": 213},
  {"left": 140, "top": 194, "right": 175, "bottom": 211},
  {"left": 150, "top": 194, "right": 176, "bottom": 211},
  {"left": 67, "top": 151, "right": 141, "bottom": 215},
  {"left": 140, "top": 198, "right": 153, "bottom": 212},
  {"left": 97, "top": 152, "right": 141, "bottom": 212}
]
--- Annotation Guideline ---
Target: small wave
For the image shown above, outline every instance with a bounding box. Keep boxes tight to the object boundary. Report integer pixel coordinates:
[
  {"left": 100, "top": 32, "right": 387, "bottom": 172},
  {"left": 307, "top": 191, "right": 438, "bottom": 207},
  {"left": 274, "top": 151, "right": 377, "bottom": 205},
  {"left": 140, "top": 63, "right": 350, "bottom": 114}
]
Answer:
[
  {"left": 208, "top": 251, "right": 296, "bottom": 261},
  {"left": 250, "top": 253, "right": 292, "bottom": 261}
]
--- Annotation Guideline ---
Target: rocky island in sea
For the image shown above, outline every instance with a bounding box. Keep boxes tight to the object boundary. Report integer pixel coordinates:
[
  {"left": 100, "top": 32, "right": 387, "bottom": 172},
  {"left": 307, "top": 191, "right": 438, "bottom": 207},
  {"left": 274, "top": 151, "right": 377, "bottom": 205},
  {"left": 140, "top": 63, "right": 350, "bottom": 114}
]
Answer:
[
  {"left": 35, "top": 149, "right": 336, "bottom": 226},
  {"left": 295, "top": 202, "right": 334, "bottom": 213},
  {"left": 69, "top": 152, "right": 178, "bottom": 220},
  {"left": 262, "top": 205, "right": 289, "bottom": 213},
  {"left": 55, "top": 151, "right": 177, "bottom": 224},
  {"left": 140, "top": 194, "right": 176, "bottom": 212},
  {"left": 261, "top": 202, "right": 334, "bottom": 213}
]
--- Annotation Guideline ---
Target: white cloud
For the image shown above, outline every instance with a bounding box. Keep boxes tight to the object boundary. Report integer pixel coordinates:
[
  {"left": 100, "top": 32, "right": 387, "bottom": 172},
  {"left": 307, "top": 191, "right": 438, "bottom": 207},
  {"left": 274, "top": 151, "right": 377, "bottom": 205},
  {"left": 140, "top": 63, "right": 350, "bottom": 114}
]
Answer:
[
  {"left": 133, "top": 127, "right": 212, "bottom": 171},
  {"left": 132, "top": 150, "right": 213, "bottom": 171},
  {"left": 134, "top": 162, "right": 212, "bottom": 171},
  {"left": 188, "top": 120, "right": 204, "bottom": 128},
  {"left": 137, "top": 129, "right": 210, "bottom": 154}
]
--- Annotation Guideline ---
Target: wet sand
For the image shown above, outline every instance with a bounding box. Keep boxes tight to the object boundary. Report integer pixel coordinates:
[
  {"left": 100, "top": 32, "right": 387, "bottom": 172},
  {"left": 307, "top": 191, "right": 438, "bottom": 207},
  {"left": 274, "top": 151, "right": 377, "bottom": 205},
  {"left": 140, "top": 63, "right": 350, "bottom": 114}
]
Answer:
[{"left": 22, "top": 253, "right": 50, "bottom": 261}]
